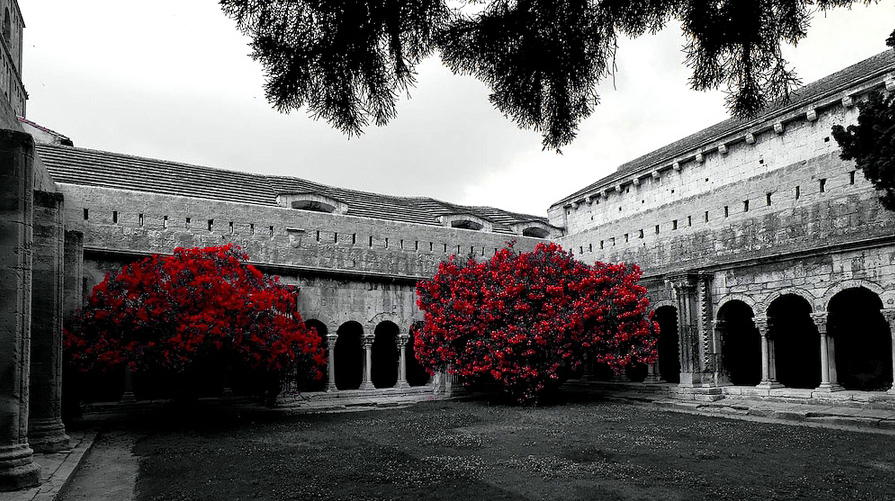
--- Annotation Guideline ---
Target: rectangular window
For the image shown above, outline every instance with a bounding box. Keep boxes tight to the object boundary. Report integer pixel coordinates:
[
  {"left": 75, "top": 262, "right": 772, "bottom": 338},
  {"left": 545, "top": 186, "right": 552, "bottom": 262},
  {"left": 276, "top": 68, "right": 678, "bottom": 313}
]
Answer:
[
  {"left": 334, "top": 232, "right": 338, "bottom": 243},
  {"left": 112, "top": 210, "right": 118, "bottom": 224},
  {"left": 743, "top": 200, "right": 749, "bottom": 212},
  {"left": 400, "top": 239, "right": 405, "bottom": 250},
  {"left": 229, "top": 221, "right": 234, "bottom": 234},
  {"left": 186, "top": 217, "right": 191, "bottom": 229},
  {"left": 443, "top": 243, "right": 448, "bottom": 253},
  {"left": 83, "top": 208, "right": 89, "bottom": 220},
  {"left": 687, "top": 215, "right": 692, "bottom": 226},
  {"left": 315, "top": 230, "right": 320, "bottom": 242},
  {"left": 163, "top": 216, "right": 168, "bottom": 229},
  {"left": 580, "top": 246, "right": 584, "bottom": 254},
  {"left": 724, "top": 206, "right": 729, "bottom": 218},
  {"left": 624, "top": 233, "right": 629, "bottom": 243},
  {"left": 655, "top": 224, "right": 660, "bottom": 234},
  {"left": 588, "top": 243, "right": 593, "bottom": 252},
  {"left": 457, "top": 245, "right": 461, "bottom": 254},
  {"left": 481, "top": 247, "right": 485, "bottom": 256},
  {"left": 429, "top": 242, "right": 434, "bottom": 252},
  {"left": 819, "top": 178, "right": 827, "bottom": 193},
  {"left": 766, "top": 193, "right": 772, "bottom": 206},
  {"left": 369, "top": 236, "right": 374, "bottom": 248},
  {"left": 386, "top": 238, "right": 390, "bottom": 249},
  {"left": 704, "top": 211, "right": 709, "bottom": 223},
  {"left": 250, "top": 223, "right": 255, "bottom": 235},
  {"left": 470, "top": 246, "right": 475, "bottom": 256},
  {"left": 611, "top": 237, "right": 616, "bottom": 246},
  {"left": 138, "top": 213, "right": 144, "bottom": 227},
  {"left": 672, "top": 219, "right": 678, "bottom": 230},
  {"left": 795, "top": 185, "right": 801, "bottom": 200},
  {"left": 352, "top": 233, "right": 356, "bottom": 244},
  {"left": 849, "top": 171, "right": 856, "bottom": 185},
  {"left": 415, "top": 241, "right": 419, "bottom": 251},
  {"left": 638, "top": 229, "right": 644, "bottom": 239},
  {"left": 207, "top": 219, "right": 214, "bottom": 231},
  {"left": 600, "top": 240, "right": 604, "bottom": 249},
  {"left": 269, "top": 226, "right": 274, "bottom": 237}
]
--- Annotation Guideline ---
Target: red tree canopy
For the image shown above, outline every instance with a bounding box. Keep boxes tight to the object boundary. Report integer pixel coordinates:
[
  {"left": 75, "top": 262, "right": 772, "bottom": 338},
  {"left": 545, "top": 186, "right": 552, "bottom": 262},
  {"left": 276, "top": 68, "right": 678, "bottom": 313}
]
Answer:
[
  {"left": 65, "top": 245, "right": 325, "bottom": 382},
  {"left": 415, "top": 242, "right": 657, "bottom": 403}
]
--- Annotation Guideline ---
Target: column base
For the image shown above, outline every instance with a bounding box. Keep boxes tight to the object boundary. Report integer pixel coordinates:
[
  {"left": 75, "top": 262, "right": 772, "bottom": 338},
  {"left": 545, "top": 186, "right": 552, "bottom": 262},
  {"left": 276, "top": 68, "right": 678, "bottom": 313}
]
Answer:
[
  {"left": 755, "top": 380, "right": 784, "bottom": 389},
  {"left": 360, "top": 381, "right": 375, "bottom": 390},
  {"left": 0, "top": 445, "right": 41, "bottom": 492},
  {"left": 395, "top": 381, "right": 410, "bottom": 389},
  {"left": 119, "top": 392, "right": 136, "bottom": 404},
  {"left": 815, "top": 382, "right": 844, "bottom": 392},
  {"left": 642, "top": 374, "right": 661, "bottom": 384},
  {"left": 887, "top": 384, "right": 895, "bottom": 395},
  {"left": 27, "top": 419, "right": 70, "bottom": 453},
  {"left": 326, "top": 383, "right": 338, "bottom": 392}
]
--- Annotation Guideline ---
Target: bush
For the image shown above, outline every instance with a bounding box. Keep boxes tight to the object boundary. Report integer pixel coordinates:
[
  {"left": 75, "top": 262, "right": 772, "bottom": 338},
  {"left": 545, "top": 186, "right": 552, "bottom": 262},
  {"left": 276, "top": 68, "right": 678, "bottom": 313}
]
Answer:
[
  {"left": 64, "top": 245, "right": 325, "bottom": 400},
  {"left": 415, "top": 242, "right": 657, "bottom": 403}
]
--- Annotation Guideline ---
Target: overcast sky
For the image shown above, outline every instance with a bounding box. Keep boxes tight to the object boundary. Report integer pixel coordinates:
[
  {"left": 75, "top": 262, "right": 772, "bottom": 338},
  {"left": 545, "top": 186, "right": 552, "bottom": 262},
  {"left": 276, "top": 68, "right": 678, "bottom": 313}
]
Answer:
[{"left": 20, "top": 1, "right": 895, "bottom": 217}]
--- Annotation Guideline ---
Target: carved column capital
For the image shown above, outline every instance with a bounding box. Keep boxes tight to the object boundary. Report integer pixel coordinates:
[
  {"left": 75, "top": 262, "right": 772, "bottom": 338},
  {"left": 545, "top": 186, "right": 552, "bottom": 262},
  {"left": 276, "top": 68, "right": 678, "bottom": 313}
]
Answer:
[
  {"left": 397, "top": 333, "right": 410, "bottom": 348},
  {"left": 753, "top": 315, "right": 768, "bottom": 335},
  {"left": 810, "top": 312, "right": 828, "bottom": 334},
  {"left": 326, "top": 333, "right": 338, "bottom": 348},
  {"left": 881, "top": 308, "right": 895, "bottom": 325},
  {"left": 362, "top": 335, "right": 375, "bottom": 348}
]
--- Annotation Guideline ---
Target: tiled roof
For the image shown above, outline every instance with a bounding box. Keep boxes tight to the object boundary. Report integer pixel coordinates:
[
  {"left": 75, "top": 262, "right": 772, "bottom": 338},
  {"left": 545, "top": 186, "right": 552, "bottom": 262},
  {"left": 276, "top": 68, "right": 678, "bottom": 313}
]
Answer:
[
  {"left": 552, "top": 50, "right": 895, "bottom": 208},
  {"left": 35, "top": 143, "right": 548, "bottom": 234}
]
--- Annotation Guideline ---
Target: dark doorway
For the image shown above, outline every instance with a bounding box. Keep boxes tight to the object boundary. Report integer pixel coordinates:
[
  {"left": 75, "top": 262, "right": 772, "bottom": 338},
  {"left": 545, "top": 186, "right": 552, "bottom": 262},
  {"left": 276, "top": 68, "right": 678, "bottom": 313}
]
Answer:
[
  {"left": 406, "top": 322, "right": 431, "bottom": 387},
  {"left": 335, "top": 321, "right": 364, "bottom": 390},
  {"left": 768, "top": 294, "right": 820, "bottom": 389},
  {"left": 301, "top": 319, "right": 328, "bottom": 391},
  {"left": 828, "top": 287, "right": 893, "bottom": 391},
  {"left": 655, "top": 306, "right": 680, "bottom": 383},
  {"left": 718, "top": 301, "right": 761, "bottom": 386},
  {"left": 372, "top": 321, "right": 399, "bottom": 388}
]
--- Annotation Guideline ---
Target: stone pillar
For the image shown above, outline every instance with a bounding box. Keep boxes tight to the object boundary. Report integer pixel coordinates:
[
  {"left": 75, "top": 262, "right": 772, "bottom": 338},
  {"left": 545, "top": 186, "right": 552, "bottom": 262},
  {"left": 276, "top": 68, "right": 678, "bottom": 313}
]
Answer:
[
  {"left": 361, "top": 335, "right": 374, "bottom": 390},
  {"left": 669, "top": 274, "right": 704, "bottom": 387},
  {"left": 326, "top": 333, "right": 338, "bottom": 392},
  {"left": 28, "top": 190, "right": 69, "bottom": 452},
  {"left": 396, "top": 333, "right": 409, "bottom": 389},
  {"left": 882, "top": 309, "right": 895, "bottom": 395},
  {"left": 710, "top": 319, "right": 731, "bottom": 386},
  {"left": 0, "top": 130, "right": 41, "bottom": 490},
  {"left": 811, "top": 312, "right": 842, "bottom": 391},
  {"left": 754, "top": 315, "right": 782, "bottom": 389},
  {"left": 643, "top": 363, "right": 660, "bottom": 383},
  {"left": 62, "top": 231, "right": 84, "bottom": 319},
  {"left": 120, "top": 367, "right": 136, "bottom": 403}
]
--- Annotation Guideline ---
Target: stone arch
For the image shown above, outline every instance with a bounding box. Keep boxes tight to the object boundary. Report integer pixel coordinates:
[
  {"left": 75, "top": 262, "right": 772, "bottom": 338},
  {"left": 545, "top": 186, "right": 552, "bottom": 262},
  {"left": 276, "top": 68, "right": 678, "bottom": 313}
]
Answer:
[
  {"left": 335, "top": 321, "right": 364, "bottom": 390},
  {"left": 301, "top": 319, "right": 328, "bottom": 391},
  {"left": 761, "top": 287, "right": 817, "bottom": 315},
  {"left": 767, "top": 293, "right": 820, "bottom": 389},
  {"left": 717, "top": 300, "right": 761, "bottom": 386},
  {"left": 371, "top": 321, "right": 400, "bottom": 388},
  {"left": 654, "top": 305, "right": 680, "bottom": 383},
  {"left": 715, "top": 293, "right": 758, "bottom": 318},
  {"left": 827, "top": 287, "right": 893, "bottom": 391},
  {"left": 406, "top": 321, "right": 430, "bottom": 387},
  {"left": 820, "top": 279, "right": 886, "bottom": 312}
]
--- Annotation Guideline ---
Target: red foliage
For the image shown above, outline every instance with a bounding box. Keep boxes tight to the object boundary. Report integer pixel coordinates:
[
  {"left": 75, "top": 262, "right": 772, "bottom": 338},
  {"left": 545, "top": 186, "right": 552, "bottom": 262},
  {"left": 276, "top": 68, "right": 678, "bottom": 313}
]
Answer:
[
  {"left": 415, "top": 242, "right": 657, "bottom": 403},
  {"left": 64, "top": 245, "right": 325, "bottom": 384}
]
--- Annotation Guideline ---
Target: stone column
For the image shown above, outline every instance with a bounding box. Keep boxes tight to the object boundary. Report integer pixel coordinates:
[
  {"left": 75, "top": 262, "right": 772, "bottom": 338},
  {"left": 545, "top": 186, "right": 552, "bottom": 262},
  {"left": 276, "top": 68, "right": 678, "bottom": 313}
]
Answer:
[
  {"left": 754, "top": 315, "right": 782, "bottom": 389},
  {"left": 643, "top": 363, "right": 660, "bottom": 383},
  {"left": 882, "top": 309, "right": 895, "bottom": 395},
  {"left": 28, "top": 190, "right": 70, "bottom": 452},
  {"left": 811, "top": 312, "right": 842, "bottom": 391},
  {"left": 0, "top": 130, "right": 41, "bottom": 490},
  {"left": 326, "top": 333, "right": 338, "bottom": 392},
  {"left": 710, "top": 319, "right": 731, "bottom": 386},
  {"left": 396, "top": 333, "right": 409, "bottom": 389},
  {"left": 120, "top": 367, "right": 136, "bottom": 403},
  {"left": 361, "top": 335, "right": 374, "bottom": 390},
  {"left": 669, "top": 274, "right": 703, "bottom": 387}
]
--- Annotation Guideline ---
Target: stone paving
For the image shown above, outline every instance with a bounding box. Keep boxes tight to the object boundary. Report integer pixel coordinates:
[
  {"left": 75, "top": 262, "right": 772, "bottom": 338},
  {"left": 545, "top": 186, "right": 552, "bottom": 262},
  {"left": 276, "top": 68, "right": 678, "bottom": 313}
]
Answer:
[{"left": 5, "top": 384, "right": 895, "bottom": 500}]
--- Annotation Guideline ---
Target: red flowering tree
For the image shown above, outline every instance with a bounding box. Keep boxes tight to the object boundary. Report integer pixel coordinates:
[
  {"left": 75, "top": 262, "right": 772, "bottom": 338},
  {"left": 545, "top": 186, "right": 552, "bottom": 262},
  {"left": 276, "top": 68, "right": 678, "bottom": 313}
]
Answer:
[
  {"left": 415, "top": 242, "right": 657, "bottom": 403},
  {"left": 64, "top": 244, "right": 325, "bottom": 400}
]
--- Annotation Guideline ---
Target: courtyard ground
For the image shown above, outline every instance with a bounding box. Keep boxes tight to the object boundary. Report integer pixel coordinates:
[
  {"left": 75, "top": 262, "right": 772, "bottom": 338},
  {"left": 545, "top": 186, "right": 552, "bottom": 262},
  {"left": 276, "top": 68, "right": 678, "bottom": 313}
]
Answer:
[{"left": 64, "top": 393, "right": 895, "bottom": 501}]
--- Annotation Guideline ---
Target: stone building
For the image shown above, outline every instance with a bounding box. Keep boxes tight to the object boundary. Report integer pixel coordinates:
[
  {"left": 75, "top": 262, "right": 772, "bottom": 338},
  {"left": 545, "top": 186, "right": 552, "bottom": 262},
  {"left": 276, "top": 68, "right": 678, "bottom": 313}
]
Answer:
[
  {"left": 4, "top": 0, "right": 895, "bottom": 490},
  {"left": 550, "top": 51, "right": 895, "bottom": 400}
]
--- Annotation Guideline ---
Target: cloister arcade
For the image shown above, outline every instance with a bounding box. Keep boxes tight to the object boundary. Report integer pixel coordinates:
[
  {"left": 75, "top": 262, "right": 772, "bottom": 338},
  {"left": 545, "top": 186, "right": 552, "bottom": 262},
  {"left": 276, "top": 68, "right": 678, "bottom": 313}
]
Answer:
[
  {"left": 645, "top": 283, "right": 895, "bottom": 394},
  {"left": 305, "top": 319, "right": 432, "bottom": 393}
]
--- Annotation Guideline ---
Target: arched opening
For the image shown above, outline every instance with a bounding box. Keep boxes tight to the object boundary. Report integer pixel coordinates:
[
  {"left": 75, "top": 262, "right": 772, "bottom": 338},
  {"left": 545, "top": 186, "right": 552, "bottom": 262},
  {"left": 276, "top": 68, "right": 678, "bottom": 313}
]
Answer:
[
  {"left": 291, "top": 200, "right": 336, "bottom": 213},
  {"left": 450, "top": 219, "right": 483, "bottom": 230},
  {"left": 655, "top": 306, "right": 680, "bottom": 383},
  {"left": 522, "top": 227, "right": 550, "bottom": 238},
  {"left": 3, "top": 9, "right": 10, "bottom": 46},
  {"left": 768, "top": 294, "right": 820, "bottom": 389},
  {"left": 406, "top": 322, "right": 431, "bottom": 387},
  {"left": 828, "top": 287, "right": 893, "bottom": 391},
  {"left": 371, "top": 321, "right": 399, "bottom": 388},
  {"left": 335, "top": 321, "right": 364, "bottom": 390},
  {"left": 301, "top": 319, "right": 328, "bottom": 392},
  {"left": 718, "top": 300, "right": 761, "bottom": 386}
]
